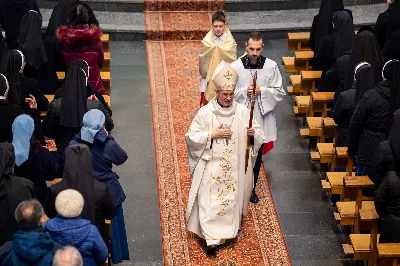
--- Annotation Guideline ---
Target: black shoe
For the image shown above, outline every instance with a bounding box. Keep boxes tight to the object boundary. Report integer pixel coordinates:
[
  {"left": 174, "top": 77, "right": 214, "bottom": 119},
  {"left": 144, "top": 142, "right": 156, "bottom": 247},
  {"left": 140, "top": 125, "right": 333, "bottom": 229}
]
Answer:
[
  {"left": 250, "top": 190, "right": 259, "bottom": 204},
  {"left": 205, "top": 244, "right": 218, "bottom": 256}
]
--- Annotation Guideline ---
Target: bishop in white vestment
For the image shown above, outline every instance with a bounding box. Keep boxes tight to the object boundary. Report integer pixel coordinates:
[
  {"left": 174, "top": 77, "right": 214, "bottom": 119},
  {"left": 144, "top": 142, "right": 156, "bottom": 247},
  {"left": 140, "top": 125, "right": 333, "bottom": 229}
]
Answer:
[
  {"left": 231, "top": 32, "right": 285, "bottom": 203},
  {"left": 185, "top": 61, "right": 264, "bottom": 255}
]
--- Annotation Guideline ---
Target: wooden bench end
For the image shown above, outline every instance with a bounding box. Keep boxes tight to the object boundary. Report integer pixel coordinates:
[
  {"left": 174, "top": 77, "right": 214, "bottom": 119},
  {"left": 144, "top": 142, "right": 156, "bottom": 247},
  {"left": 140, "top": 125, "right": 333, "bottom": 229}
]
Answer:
[
  {"left": 300, "top": 128, "right": 310, "bottom": 139},
  {"left": 342, "top": 244, "right": 354, "bottom": 258},
  {"left": 310, "top": 151, "right": 320, "bottom": 161},
  {"left": 321, "top": 180, "right": 331, "bottom": 192},
  {"left": 335, "top": 212, "right": 341, "bottom": 224}
]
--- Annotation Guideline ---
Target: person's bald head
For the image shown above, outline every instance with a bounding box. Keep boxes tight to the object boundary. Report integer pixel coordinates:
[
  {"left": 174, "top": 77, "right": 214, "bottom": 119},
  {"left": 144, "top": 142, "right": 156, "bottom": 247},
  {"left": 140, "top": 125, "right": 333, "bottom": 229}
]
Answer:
[
  {"left": 53, "top": 246, "right": 83, "bottom": 266},
  {"left": 15, "top": 200, "right": 44, "bottom": 229}
]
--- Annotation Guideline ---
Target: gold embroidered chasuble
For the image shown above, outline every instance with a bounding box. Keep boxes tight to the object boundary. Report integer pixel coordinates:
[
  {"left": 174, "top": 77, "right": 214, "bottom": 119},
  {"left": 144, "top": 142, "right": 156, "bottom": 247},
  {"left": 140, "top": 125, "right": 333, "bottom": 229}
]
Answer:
[
  {"left": 199, "top": 28, "right": 237, "bottom": 101},
  {"left": 185, "top": 99, "right": 264, "bottom": 244}
]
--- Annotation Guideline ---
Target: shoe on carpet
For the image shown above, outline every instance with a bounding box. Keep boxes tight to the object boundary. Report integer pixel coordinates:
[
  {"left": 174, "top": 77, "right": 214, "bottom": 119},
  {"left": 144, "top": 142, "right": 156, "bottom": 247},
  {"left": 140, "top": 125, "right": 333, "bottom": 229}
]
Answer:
[
  {"left": 250, "top": 190, "right": 259, "bottom": 204},
  {"left": 205, "top": 244, "right": 218, "bottom": 256}
]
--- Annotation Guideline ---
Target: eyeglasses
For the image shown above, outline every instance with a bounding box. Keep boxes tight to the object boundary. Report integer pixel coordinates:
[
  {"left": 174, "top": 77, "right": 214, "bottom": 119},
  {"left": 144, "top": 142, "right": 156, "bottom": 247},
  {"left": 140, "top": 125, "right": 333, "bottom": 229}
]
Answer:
[{"left": 219, "top": 92, "right": 234, "bottom": 98}]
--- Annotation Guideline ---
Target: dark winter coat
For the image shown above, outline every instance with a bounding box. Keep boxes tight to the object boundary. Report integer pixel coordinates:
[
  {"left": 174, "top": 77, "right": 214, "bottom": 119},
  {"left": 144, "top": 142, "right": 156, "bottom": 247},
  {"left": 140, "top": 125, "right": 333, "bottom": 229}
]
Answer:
[
  {"left": 45, "top": 217, "right": 108, "bottom": 266},
  {"left": 0, "top": 228, "right": 61, "bottom": 265},
  {"left": 369, "top": 141, "right": 394, "bottom": 186},
  {"left": 375, "top": 4, "right": 400, "bottom": 51},
  {"left": 70, "top": 131, "right": 128, "bottom": 206},
  {"left": 57, "top": 25, "right": 105, "bottom": 94},
  {"left": 0, "top": 173, "right": 35, "bottom": 246},
  {"left": 332, "top": 89, "right": 356, "bottom": 147},
  {"left": 0, "top": 100, "right": 23, "bottom": 143},
  {"left": 382, "top": 30, "right": 400, "bottom": 62},
  {"left": 312, "top": 34, "right": 336, "bottom": 92},
  {"left": 375, "top": 171, "right": 400, "bottom": 243},
  {"left": 326, "top": 53, "right": 351, "bottom": 99},
  {"left": 348, "top": 81, "right": 391, "bottom": 166},
  {"left": 0, "top": 0, "right": 40, "bottom": 50},
  {"left": 14, "top": 147, "right": 58, "bottom": 206}
]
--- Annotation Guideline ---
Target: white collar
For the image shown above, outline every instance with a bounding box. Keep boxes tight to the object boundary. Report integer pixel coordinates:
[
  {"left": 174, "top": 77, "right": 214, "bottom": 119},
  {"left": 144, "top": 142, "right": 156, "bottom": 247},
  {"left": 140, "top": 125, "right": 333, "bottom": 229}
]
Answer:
[{"left": 214, "top": 32, "right": 227, "bottom": 41}]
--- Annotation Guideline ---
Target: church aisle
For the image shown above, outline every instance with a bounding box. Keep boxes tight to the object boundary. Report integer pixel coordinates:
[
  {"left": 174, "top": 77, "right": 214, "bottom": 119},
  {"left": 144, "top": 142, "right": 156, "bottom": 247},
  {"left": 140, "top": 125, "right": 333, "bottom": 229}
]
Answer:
[
  {"left": 109, "top": 41, "right": 164, "bottom": 266},
  {"left": 145, "top": 2, "right": 290, "bottom": 263}
]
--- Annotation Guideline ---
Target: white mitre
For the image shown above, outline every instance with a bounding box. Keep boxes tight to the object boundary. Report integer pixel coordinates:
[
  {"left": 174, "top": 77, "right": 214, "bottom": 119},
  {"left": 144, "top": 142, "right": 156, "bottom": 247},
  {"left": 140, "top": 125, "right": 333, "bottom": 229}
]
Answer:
[{"left": 212, "top": 60, "right": 239, "bottom": 91}]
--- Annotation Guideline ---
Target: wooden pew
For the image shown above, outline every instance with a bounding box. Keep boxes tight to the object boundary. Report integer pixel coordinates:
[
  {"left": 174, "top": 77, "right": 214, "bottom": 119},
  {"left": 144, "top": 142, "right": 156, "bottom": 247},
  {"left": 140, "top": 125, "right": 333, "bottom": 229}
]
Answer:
[
  {"left": 282, "top": 51, "right": 314, "bottom": 74},
  {"left": 294, "top": 92, "right": 334, "bottom": 117},
  {"left": 103, "top": 52, "right": 111, "bottom": 72},
  {"left": 57, "top": 71, "right": 111, "bottom": 95},
  {"left": 301, "top": 71, "right": 322, "bottom": 95},
  {"left": 101, "top": 34, "right": 110, "bottom": 52},
  {"left": 335, "top": 175, "right": 376, "bottom": 233},
  {"left": 301, "top": 117, "right": 337, "bottom": 143},
  {"left": 287, "top": 32, "right": 311, "bottom": 51},
  {"left": 378, "top": 244, "right": 400, "bottom": 266}
]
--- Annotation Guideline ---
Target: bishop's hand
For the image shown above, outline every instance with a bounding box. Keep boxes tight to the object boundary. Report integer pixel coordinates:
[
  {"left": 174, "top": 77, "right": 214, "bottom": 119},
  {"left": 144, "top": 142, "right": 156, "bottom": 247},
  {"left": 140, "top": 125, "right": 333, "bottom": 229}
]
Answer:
[{"left": 211, "top": 124, "right": 232, "bottom": 139}]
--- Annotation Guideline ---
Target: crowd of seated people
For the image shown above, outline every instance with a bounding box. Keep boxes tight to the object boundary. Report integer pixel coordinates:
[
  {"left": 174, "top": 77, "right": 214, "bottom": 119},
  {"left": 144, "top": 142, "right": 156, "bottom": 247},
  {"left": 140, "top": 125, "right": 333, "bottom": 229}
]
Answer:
[
  {"left": 310, "top": 0, "right": 400, "bottom": 246},
  {"left": 0, "top": 0, "right": 129, "bottom": 265}
]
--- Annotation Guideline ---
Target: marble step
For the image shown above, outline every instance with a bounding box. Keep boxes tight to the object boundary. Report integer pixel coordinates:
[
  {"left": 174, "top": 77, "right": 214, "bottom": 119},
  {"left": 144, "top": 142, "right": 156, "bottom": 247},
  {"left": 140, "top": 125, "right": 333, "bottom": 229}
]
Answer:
[
  {"left": 39, "top": 3, "right": 384, "bottom": 41},
  {"left": 38, "top": 0, "right": 382, "bottom": 12}
]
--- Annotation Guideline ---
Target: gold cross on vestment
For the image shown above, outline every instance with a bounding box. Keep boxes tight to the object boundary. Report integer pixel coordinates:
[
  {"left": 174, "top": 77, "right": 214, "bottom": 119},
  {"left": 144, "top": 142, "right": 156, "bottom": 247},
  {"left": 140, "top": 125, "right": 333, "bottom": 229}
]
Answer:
[{"left": 224, "top": 71, "right": 232, "bottom": 80}]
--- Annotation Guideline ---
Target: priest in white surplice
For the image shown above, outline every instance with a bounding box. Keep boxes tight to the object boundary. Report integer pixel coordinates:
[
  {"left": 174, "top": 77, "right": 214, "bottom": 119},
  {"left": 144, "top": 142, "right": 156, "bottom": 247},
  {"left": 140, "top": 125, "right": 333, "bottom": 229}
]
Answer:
[
  {"left": 185, "top": 61, "right": 264, "bottom": 255},
  {"left": 231, "top": 32, "right": 285, "bottom": 204}
]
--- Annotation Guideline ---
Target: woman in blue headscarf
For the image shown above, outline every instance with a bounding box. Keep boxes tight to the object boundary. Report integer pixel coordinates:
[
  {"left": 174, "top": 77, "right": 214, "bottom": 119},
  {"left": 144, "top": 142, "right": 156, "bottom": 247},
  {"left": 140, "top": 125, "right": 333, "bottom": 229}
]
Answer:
[
  {"left": 69, "top": 109, "right": 129, "bottom": 264},
  {"left": 12, "top": 114, "right": 58, "bottom": 206}
]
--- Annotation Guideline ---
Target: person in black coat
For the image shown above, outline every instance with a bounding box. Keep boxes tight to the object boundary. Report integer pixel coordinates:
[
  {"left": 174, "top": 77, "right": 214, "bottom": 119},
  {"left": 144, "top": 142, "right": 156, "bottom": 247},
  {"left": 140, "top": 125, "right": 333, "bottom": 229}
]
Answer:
[
  {"left": 375, "top": 0, "right": 400, "bottom": 50},
  {"left": 333, "top": 62, "right": 374, "bottom": 147},
  {"left": 0, "top": 0, "right": 40, "bottom": 50},
  {"left": 368, "top": 110, "right": 400, "bottom": 186},
  {"left": 313, "top": 10, "right": 354, "bottom": 92},
  {"left": 348, "top": 60, "right": 398, "bottom": 175},
  {"left": 343, "top": 28, "right": 384, "bottom": 92},
  {"left": 382, "top": 30, "right": 400, "bottom": 62},
  {"left": 45, "top": 144, "right": 116, "bottom": 240},
  {"left": 309, "top": 0, "right": 344, "bottom": 52},
  {"left": 326, "top": 52, "right": 351, "bottom": 99},
  {"left": 0, "top": 143, "right": 36, "bottom": 246},
  {"left": 18, "top": 10, "right": 60, "bottom": 94}
]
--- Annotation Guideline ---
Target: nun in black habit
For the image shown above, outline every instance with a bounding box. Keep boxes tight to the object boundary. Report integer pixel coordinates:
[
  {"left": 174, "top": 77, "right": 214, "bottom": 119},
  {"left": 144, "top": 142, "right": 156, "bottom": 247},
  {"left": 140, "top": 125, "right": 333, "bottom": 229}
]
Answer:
[
  {"left": 344, "top": 28, "right": 384, "bottom": 92},
  {"left": 46, "top": 0, "right": 99, "bottom": 38},
  {"left": 18, "top": 10, "right": 60, "bottom": 94},
  {"left": 55, "top": 59, "right": 112, "bottom": 116},
  {"left": 0, "top": 142, "right": 36, "bottom": 246},
  {"left": 45, "top": 144, "right": 116, "bottom": 240},
  {"left": 382, "top": 30, "right": 400, "bottom": 62},
  {"left": 375, "top": 0, "right": 400, "bottom": 50},
  {"left": 333, "top": 62, "right": 374, "bottom": 147},
  {"left": 348, "top": 60, "right": 399, "bottom": 176},
  {"left": 42, "top": 66, "right": 113, "bottom": 174},
  {"left": 0, "top": 0, "right": 40, "bottom": 50},
  {"left": 309, "top": 0, "right": 344, "bottom": 52},
  {"left": 312, "top": 10, "right": 354, "bottom": 92}
]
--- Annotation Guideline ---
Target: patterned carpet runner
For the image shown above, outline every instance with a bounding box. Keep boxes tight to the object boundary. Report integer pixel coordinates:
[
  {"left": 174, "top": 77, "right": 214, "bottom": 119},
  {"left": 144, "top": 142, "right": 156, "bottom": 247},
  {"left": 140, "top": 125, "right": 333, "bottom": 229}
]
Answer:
[{"left": 144, "top": 1, "right": 291, "bottom": 265}]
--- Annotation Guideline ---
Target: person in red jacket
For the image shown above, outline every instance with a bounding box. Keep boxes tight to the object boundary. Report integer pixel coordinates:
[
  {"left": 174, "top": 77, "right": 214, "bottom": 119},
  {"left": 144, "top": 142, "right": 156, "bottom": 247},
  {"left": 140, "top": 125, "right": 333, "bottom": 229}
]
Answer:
[{"left": 57, "top": 4, "right": 105, "bottom": 94}]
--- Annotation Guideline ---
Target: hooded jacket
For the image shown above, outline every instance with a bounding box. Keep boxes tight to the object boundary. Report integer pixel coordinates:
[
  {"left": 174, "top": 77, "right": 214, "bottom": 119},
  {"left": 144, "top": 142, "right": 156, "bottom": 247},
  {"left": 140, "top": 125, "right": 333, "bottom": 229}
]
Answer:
[
  {"left": 57, "top": 25, "right": 105, "bottom": 94},
  {"left": 44, "top": 217, "right": 108, "bottom": 266},
  {"left": 348, "top": 80, "right": 391, "bottom": 165},
  {"left": 0, "top": 227, "right": 61, "bottom": 265}
]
